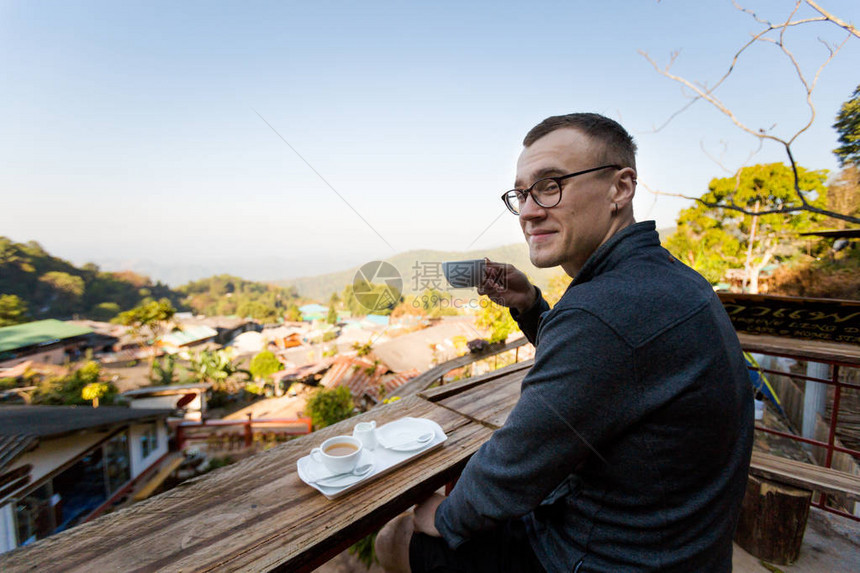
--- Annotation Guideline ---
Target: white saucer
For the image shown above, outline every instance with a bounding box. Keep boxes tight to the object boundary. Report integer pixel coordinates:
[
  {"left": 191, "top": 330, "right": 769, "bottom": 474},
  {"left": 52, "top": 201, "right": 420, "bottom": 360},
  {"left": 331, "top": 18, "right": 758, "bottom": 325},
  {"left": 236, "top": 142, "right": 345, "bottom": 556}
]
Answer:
[
  {"left": 377, "top": 417, "right": 438, "bottom": 451},
  {"left": 297, "top": 449, "right": 374, "bottom": 489}
]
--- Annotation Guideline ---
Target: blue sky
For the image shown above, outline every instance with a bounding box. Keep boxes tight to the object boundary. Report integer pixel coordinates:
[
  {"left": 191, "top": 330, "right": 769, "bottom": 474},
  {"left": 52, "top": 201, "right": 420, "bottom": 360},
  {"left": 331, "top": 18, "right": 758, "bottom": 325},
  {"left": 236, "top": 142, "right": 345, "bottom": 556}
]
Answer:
[{"left": 2, "top": 0, "right": 858, "bottom": 284}]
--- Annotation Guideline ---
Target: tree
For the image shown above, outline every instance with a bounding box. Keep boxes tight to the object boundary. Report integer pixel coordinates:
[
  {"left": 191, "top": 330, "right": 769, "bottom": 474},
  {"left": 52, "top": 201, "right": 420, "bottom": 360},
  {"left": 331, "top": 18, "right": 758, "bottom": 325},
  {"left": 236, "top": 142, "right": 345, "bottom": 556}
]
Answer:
[
  {"left": 89, "top": 301, "right": 121, "bottom": 321},
  {"left": 0, "top": 295, "right": 29, "bottom": 326},
  {"left": 116, "top": 298, "right": 176, "bottom": 343},
  {"left": 326, "top": 305, "right": 338, "bottom": 325},
  {"left": 116, "top": 298, "right": 176, "bottom": 376},
  {"left": 476, "top": 297, "right": 520, "bottom": 344},
  {"left": 249, "top": 350, "right": 282, "bottom": 381},
  {"left": 665, "top": 163, "right": 828, "bottom": 292},
  {"left": 188, "top": 349, "right": 245, "bottom": 393},
  {"left": 544, "top": 273, "right": 572, "bottom": 307},
  {"left": 284, "top": 303, "right": 302, "bottom": 322},
  {"left": 33, "top": 361, "right": 117, "bottom": 406},
  {"left": 38, "top": 271, "right": 85, "bottom": 315},
  {"left": 306, "top": 386, "right": 354, "bottom": 429},
  {"left": 641, "top": 1, "right": 860, "bottom": 225},
  {"left": 834, "top": 84, "right": 860, "bottom": 168},
  {"left": 150, "top": 354, "right": 178, "bottom": 386}
]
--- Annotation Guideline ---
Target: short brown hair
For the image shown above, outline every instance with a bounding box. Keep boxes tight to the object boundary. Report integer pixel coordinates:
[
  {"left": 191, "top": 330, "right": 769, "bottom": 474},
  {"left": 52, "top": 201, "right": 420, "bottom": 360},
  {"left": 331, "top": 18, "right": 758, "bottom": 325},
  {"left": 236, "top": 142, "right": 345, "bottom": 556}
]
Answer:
[{"left": 523, "top": 113, "right": 637, "bottom": 170}]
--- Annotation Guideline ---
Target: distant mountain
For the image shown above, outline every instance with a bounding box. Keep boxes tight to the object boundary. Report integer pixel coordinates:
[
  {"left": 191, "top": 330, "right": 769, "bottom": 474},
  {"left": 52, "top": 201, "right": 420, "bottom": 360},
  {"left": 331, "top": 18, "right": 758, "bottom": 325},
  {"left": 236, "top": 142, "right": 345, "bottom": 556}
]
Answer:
[
  {"left": 275, "top": 243, "right": 553, "bottom": 301},
  {"left": 280, "top": 228, "right": 677, "bottom": 301}
]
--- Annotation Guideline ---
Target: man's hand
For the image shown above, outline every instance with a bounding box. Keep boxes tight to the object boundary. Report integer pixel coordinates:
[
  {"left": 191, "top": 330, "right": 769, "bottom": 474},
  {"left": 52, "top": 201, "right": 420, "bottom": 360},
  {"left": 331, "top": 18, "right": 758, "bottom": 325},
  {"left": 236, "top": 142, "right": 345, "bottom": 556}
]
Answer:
[
  {"left": 413, "top": 493, "right": 446, "bottom": 537},
  {"left": 478, "top": 259, "right": 537, "bottom": 314}
]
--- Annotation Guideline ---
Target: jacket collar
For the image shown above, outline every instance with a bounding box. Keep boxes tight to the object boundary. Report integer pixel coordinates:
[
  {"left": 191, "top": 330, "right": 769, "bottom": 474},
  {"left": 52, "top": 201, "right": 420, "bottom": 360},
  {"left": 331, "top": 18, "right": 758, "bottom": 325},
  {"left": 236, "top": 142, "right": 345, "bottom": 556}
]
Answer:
[{"left": 570, "top": 220, "right": 660, "bottom": 287}]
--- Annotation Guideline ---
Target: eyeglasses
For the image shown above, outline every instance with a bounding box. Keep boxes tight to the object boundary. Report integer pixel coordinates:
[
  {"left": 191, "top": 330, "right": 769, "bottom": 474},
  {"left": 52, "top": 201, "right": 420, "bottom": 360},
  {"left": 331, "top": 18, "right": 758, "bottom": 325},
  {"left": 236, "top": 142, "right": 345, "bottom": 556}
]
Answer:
[{"left": 501, "top": 164, "right": 621, "bottom": 215}]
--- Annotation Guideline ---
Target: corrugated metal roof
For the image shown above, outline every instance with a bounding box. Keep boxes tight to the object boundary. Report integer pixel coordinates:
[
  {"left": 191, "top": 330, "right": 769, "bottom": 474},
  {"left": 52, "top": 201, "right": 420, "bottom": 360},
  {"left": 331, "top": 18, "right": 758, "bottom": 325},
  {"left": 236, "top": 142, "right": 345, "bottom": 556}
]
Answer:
[
  {"left": 0, "top": 434, "right": 37, "bottom": 472},
  {"left": 0, "top": 406, "right": 172, "bottom": 438},
  {"left": 159, "top": 325, "right": 218, "bottom": 347},
  {"left": 0, "top": 320, "right": 93, "bottom": 354},
  {"left": 318, "top": 357, "right": 416, "bottom": 402}
]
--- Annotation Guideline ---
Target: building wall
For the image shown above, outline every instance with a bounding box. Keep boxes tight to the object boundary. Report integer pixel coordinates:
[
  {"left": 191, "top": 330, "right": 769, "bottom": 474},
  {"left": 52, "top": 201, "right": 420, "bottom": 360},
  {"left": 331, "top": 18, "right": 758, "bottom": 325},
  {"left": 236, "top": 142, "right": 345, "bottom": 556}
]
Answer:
[
  {"left": 10, "top": 432, "right": 108, "bottom": 486},
  {"left": 0, "top": 347, "right": 65, "bottom": 369},
  {"left": 128, "top": 421, "right": 168, "bottom": 479}
]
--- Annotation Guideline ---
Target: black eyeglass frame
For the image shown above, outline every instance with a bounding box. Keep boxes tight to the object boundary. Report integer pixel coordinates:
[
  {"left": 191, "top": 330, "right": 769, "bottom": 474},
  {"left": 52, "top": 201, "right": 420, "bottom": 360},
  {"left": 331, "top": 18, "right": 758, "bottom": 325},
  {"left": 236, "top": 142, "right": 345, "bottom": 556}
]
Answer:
[{"left": 501, "top": 164, "right": 622, "bottom": 215}]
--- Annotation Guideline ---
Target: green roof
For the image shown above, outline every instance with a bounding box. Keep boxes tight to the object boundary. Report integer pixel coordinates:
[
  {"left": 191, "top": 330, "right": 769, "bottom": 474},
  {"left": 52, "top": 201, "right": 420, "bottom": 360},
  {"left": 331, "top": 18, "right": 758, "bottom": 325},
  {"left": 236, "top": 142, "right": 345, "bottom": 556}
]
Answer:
[
  {"left": 0, "top": 320, "right": 93, "bottom": 354},
  {"left": 159, "top": 325, "right": 218, "bottom": 347}
]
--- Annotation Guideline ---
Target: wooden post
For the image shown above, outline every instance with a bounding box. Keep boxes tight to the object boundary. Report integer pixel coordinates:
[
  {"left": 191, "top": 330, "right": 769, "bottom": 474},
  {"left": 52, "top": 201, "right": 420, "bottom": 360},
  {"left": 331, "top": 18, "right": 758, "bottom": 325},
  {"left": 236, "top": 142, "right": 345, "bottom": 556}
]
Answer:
[
  {"left": 734, "top": 474, "right": 812, "bottom": 565},
  {"left": 244, "top": 414, "right": 253, "bottom": 448}
]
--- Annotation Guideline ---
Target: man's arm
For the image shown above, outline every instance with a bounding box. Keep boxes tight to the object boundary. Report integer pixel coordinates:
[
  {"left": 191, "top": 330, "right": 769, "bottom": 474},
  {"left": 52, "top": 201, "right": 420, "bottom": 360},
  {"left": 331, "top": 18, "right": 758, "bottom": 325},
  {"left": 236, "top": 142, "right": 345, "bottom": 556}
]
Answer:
[{"left": 433, "top": 309, "right": 637, "bottom": 548}]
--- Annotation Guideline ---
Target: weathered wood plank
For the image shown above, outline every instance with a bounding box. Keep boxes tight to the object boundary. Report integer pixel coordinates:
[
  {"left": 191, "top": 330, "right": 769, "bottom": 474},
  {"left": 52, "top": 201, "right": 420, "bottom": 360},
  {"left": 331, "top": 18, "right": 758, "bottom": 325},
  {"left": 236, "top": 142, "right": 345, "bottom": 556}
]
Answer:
[
  {"left": 0, "top": 396, "right": 494, "bottom": 573},
  {"left": 738, "top": 332, "right": 860, "bottom": 367},
  {"left": 391, "top": 337, "right": 531, "bottom": 399},
  {"left": 420, "top": 360, "right": 532, "bottom": 402},
  {"left": 749, "top": 451, "right": 860, "bottom": 501},
  {"left": 435, "top": 371, "right": 526, "bottom": 430}
]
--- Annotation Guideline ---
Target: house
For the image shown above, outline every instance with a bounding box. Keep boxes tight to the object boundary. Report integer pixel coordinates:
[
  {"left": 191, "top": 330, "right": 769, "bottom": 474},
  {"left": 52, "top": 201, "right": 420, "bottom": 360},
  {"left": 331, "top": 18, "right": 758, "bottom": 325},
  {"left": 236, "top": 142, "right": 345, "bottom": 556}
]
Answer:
[
  {"left": 298, "top": 304, "right": 328, "bottom": 322},
  {"left": 0, "top": 406, "right": 172, "bottom": 553},
  {"left": 176, "top": 316, "right": 261, "bottom": 345},
  {"left": 157, "top": 325, "right": 218, "bottom": 355},
  {"left": 0, "top": 320, "right": 94, "bottom": 369},
  {"left": 120, "top": 383, "right": 212, "bottom": 421}
]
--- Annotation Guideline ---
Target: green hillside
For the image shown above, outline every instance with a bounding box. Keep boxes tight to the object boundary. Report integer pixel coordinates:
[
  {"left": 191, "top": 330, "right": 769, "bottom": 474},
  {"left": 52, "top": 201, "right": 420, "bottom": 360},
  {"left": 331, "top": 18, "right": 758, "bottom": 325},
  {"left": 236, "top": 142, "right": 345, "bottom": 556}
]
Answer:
[{"left": 0, "top": 236, "right": 184, "bottom": 323}]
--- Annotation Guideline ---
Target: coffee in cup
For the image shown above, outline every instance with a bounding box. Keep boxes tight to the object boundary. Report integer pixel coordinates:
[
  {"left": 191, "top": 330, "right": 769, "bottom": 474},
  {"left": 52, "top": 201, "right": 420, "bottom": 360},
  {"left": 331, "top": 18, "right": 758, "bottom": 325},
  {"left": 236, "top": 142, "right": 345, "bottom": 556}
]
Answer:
[{"left": 311, "top": 435, "right": 363, "bottom": 474}]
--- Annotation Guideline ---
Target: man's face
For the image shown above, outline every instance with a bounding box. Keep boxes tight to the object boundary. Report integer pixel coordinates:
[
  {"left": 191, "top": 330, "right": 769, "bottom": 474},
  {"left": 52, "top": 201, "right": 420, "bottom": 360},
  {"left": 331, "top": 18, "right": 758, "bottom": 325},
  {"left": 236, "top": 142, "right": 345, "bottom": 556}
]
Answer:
[{"left": 515, "top": 128, "right": 619, "bottom": 276}]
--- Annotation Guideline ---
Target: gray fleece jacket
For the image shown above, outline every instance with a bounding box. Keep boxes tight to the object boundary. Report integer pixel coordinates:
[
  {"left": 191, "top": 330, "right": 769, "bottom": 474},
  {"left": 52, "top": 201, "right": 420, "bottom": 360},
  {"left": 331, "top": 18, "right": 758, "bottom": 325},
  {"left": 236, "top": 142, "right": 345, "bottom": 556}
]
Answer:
[{"left": 435, "top": 221, "right": 754, "bottom": 572}]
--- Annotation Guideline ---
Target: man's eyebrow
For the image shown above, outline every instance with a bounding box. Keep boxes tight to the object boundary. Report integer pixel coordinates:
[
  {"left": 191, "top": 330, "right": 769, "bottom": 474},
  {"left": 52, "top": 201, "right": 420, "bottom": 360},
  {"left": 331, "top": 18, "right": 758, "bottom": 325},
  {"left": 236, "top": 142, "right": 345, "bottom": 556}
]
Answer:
[{"left": 514, "top": 167, "right": 567, "bottom": 188}]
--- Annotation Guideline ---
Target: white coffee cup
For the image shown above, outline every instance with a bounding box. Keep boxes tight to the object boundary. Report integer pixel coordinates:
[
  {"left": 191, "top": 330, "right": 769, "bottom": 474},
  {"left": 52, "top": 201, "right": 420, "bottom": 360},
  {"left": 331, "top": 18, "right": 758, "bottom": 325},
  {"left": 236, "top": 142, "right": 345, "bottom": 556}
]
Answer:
[
  {"left": 353, "top": 421, "right": 377, "bottom": 450},
  {"left": 310, "top": 435, "right": 363, "bottom": 474},
  {"left": 442, "top": 259, "right": 486, "bottom": 288}
]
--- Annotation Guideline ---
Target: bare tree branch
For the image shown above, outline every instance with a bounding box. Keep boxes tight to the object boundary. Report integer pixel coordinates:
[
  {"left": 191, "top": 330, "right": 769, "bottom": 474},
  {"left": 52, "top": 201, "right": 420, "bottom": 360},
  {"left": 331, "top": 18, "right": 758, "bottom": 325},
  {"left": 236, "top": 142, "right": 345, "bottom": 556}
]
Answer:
[
  {"left": 805, "top": 0, "right": 860, "bottom": 39},
  {"left": 640, "top": 0, "right": 859, "bottom": 224}
]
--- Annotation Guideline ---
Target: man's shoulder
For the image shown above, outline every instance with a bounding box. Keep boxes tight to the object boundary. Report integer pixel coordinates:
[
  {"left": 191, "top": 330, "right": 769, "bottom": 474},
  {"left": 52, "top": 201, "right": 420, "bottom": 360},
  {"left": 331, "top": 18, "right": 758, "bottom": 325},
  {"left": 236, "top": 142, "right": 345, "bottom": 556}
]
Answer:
[{"left": 551, "top": 252, "right": 717, "bottom": 346}]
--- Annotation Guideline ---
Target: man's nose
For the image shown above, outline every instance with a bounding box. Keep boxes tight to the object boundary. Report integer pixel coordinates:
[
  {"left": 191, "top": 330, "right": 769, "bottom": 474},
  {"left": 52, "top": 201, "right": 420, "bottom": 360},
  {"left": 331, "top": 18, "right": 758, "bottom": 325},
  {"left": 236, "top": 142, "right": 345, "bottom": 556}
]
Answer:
[{"left": 518, "top": 193, "right": 546, "bottom": 221}]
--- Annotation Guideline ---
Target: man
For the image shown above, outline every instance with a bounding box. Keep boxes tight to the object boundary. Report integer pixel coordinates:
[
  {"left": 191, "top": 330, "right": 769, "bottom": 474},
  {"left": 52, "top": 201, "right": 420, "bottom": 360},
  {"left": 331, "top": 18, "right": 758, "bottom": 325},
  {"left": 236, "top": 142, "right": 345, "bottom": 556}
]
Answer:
[{"left": 376, "top": 113, "right": 754, "bottom": 572}]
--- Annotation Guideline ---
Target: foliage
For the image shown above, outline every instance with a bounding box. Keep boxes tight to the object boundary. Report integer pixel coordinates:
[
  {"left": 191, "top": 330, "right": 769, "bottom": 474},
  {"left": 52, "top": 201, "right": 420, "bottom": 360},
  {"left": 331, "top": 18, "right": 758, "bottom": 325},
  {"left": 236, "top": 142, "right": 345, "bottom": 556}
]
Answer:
[
  {"left": 188, "top": 349, "right": 245, "bottom": 392},
  {"left": 38, "top": 272, "right": 85, "bottom": 316},
  {"left": 150, "top": 354, "right": 178, "bottom": 385},
  {"left": 352, "top": 340, "right": 374, "bottom": 358},
  {"left": 0, "top": 236, "right": 184, "bottom": 321},
  {"left": 0, "top": 294, "right": 29, "bottom": 327},
  {"left": 834, "top": 84, "right": 860, "bottom": 168},
  {"left": 825, "top": 167, "right": 860, "bottom": 229},
  {"left": 410, "top": 289, "right": 459, "bottom": 318},
  {"left": 284, "top": 303, "right": 302, "bottom": 322},
  {"left": 326, "top": 304, "right": 338, "bottom": 325},
  {"left": 116, "top": 299, "right": 177, "bottom": 359},
  {"left": 665, "top": 163, "right": 828, "bottom": 290},
  {"left": 249, "top": 350, "right": 282, "bottom": 381},
  {"left": 81, "top": 382, "right": 110, "bottom": 406},
  {"left": 306, "top": 386, "right": 354, "bottom": 429},
  {"left": 544, "top": 273, "right": 572, "bottom": 307},
  {"left": 177, "top": 274, "right": 298, "bottom": 321},
  {"left": 341, "top": 281, "right": 399, "bottom": 316},
  {"left": 322, "top": 344, "right": 338, "bottom": 358},
  {"left": 476, "top": 297, "right": 520, "bottom": 344},
  {"left": 33, "top": 361, "right": 117, "bottom": 406},
  {"left": 770, "top": 248, "right": 860, "bottom": 300},
  {"left": 348, "top": 533, "right": 378, "bottom": 568}
]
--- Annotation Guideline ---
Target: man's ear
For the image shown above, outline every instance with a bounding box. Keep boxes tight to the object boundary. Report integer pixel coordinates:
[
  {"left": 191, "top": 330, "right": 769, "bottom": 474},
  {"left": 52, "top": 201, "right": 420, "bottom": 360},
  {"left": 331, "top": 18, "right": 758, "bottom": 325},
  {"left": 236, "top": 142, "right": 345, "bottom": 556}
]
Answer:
[{"left": 610, "top": 167, "right": 637, "bottom": 209}]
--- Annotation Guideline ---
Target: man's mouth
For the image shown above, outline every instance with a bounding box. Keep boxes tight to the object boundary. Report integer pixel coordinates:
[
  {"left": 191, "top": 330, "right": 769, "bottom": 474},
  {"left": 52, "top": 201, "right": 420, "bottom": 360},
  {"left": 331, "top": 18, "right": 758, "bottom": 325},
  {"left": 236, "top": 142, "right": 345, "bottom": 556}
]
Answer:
[{"left": 528, "top": 230, "right": 556, "bottom": 242}]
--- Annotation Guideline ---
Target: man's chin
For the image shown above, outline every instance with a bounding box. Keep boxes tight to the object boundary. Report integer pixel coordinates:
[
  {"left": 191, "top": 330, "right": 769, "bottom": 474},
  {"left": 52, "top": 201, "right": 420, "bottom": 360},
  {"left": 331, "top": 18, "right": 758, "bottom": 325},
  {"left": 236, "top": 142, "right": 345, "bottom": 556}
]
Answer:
[{"left": 528, "top": 249, "right": 558, "bottom": 269}]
